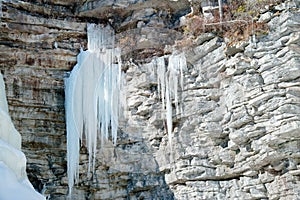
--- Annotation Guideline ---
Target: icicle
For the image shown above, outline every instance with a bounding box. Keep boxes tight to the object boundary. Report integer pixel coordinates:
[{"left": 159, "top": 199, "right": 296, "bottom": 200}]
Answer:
[
  {"left": 65, "top": 24, "right": 122, "bottom": 196},
  {"left": 168, "top": 52, "right": 187, "bottom": 116},
  {"left": 0, "top": 0, "right": 2, "bottom": 20},
  {"left": 155, "top": 52, "right": 186, "bottom": 145},
  {"left": 156, "top": 57, "right": 166, "bottom": 111},
  {"left": 0, "top": 73, "right": 8, "bottom": 114},
  {"left": 165, "top": 80, "right": 172, "bottom": 146},
  {"left": 179, "top": 53, "right": 187, "bottom": 115},
  {"left": 64, "top": 63, "right": 81, "bottom": 196}
]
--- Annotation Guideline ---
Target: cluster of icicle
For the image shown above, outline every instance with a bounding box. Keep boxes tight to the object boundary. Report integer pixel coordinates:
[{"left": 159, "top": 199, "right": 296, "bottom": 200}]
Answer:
[
  {"left": 64, "top": 24, "right": 122, "bottom": 196},
  {"left": 155, "top": 52, "right": 187, "bottom": 146},
  {"left": 0, "top": 73, "right": 45, "bottom": 200}
]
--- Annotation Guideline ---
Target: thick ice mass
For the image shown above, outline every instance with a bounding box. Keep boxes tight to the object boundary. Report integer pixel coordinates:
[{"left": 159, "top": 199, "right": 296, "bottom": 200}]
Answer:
[
  {"left": 65, "top": 24, "right": 122, "bottom": 195},
  {"left": 156, "top": 53, "right": 187, "bottom": 145},
  {"left": 0, "top": 73, "right": 45, "bottom": 200}
]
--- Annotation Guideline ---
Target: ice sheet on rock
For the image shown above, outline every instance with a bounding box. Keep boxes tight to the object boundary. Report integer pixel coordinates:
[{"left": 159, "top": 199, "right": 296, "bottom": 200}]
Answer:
[
  {"left": 65, "top": 24, "right": 123, "bottom": 196},
  {"left": 0, "top": 139, "right": 26, "bottom": 180},
  {"left": 0, "top": 74, "right": 21, "bottom": 150},
  {"left": 0, "top": 162, "right": 45, "bottom": 200}
]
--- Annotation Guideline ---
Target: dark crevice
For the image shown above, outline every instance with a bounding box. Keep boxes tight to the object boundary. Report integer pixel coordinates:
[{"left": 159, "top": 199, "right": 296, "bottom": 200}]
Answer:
[{"left": 169, "top": 173, "right": 243, "bottom": 186}]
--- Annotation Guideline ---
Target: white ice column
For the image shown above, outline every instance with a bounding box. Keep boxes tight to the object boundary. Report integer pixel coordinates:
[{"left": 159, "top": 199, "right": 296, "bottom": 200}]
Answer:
[{"left": 65, "top": 24, "right": 122, "bottom": 195}]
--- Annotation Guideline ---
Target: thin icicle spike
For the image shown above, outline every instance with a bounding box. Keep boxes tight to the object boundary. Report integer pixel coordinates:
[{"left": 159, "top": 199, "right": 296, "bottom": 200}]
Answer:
[
  {"left": 166, "top": 81, "right": 172, "bottom": 146},
  {"left": 0, "top": 1, "right": 2, "bottom": 20},
  {"left": 156, "top": 57, "right": 166, "bottom": 113},
  {"left": 156, "top": 52, "right": 186, "bottom": 145},
  {"left": 65, "top": 24, "right": 122, "bottom": 197},
  {"left": 0, "top": 73, "right": 9, "bottom": 114}
]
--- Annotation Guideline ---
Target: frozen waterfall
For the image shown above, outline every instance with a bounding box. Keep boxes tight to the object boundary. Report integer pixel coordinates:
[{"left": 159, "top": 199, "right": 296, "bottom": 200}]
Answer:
[
  {"left": 156, "top": 53, "right": 187, "bottom": 145},
  {"left": 64, "top": 24, "right": 122, "bottom": 195},
  {"left": 0, "top": 73, "right": 45, "bottom": 200}
]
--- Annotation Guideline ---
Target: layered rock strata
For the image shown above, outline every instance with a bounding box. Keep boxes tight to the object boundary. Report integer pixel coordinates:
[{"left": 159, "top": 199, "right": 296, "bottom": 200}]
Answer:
[{"left": 0, "top": 73, "right": 45, "bottom": 200}]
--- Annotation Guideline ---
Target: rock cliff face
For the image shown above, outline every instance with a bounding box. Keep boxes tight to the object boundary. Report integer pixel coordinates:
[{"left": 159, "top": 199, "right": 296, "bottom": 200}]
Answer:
[{"left": 0, "top": 0, "right": 299, "bottom": 199}]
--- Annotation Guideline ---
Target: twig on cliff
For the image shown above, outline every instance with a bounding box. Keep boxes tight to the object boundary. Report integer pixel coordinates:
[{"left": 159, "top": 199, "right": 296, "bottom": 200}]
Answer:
[{"left": 204, "top": 19, "right": 249, "bottom": 27}]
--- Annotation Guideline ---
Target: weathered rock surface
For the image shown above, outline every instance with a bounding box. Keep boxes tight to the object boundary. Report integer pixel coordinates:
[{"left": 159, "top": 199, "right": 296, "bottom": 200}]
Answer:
[{"left": 0, "top": 0, "right": 299, "bottom": 199}]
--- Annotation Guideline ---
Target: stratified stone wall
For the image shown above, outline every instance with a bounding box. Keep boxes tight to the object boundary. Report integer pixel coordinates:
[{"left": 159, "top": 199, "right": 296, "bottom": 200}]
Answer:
[
  {"left": 1, "top": 1, "right": 84, "bottom": 198},
  {"left": 150, "top": 10, "right": 300, "bottom": 199},
  {"left": 0, "top": 1, "right": 186, "bottom": 199},
  {"left": 119, "top": 7, "right": 300, "bottom": 199},
  {"left": 0, "top": 0, "right": 299, "bottom": 199}
]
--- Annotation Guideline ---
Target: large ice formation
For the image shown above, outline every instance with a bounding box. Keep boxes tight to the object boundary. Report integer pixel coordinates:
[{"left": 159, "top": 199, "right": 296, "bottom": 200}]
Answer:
[
  {"left": 156, "top": 52, "right": 187, "bottom": 145},
  {"left": 0, "top": 73, "right": 45, "bottom": 200},
  {"left": 65, "top": 24, "right": 122, "bottom": 195}
]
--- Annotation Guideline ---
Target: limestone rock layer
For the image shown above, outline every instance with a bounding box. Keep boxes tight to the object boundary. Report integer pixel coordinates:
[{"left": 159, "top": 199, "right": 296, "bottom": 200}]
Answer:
[{"left": 0, "top": 0, "right": 299, "bottom": 199}]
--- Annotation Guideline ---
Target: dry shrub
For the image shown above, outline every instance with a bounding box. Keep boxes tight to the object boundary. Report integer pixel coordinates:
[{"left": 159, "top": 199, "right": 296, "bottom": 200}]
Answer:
[
  {"left": 182, "top": 0, "right": 283, "bottom": 42},
  {"left": 174, "top": 36, "right": 194, "bottom": 51}
]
